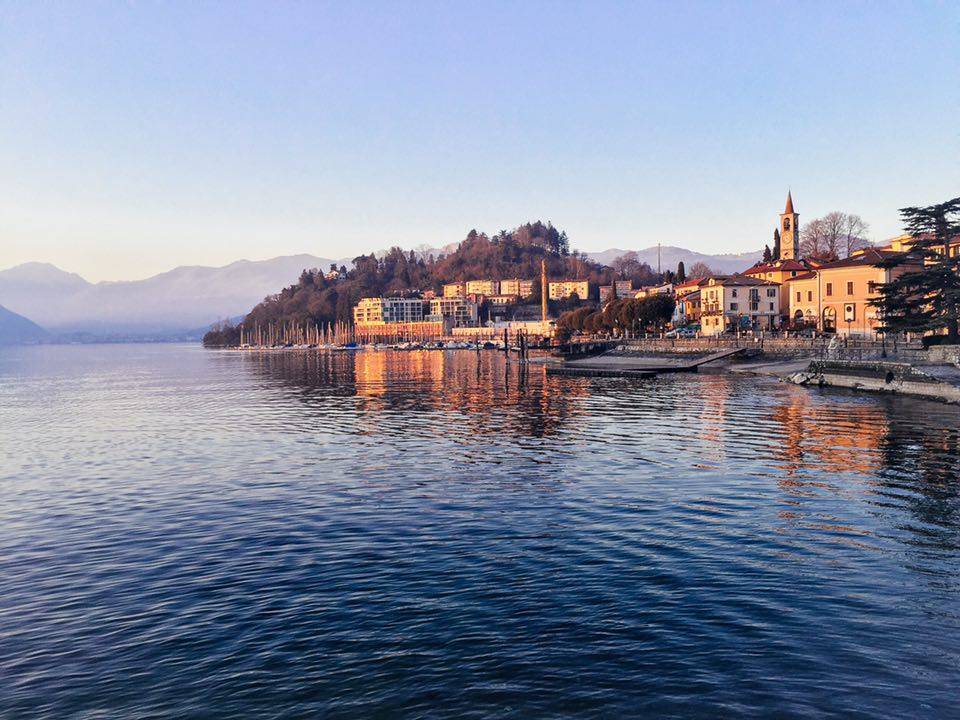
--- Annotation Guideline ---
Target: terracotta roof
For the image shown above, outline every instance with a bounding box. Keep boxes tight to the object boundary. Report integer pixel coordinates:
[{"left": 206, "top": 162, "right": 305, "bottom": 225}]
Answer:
[
  {"left": 675, "top": 278, "right": 707, "bottom": 288},
  {"left": 817, "top": 247, "right": 901, "bottom": 269},
  {"left": 784, "top": 190, "right": 795, "bottom": 214},
  {"left": 707, "top": 273, "right": 779, "bottom": 287},
  {"left": 744, "top": 259, "right": 808, "bottom": 274},
  {"left": 789, "top": 272, "right": 817, "bottom": 281}
]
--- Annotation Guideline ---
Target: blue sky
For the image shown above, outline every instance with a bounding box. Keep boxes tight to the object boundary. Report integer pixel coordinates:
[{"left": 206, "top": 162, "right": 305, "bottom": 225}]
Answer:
[{"left": 1, "top": 1, "right": 958, "bottom": 281}]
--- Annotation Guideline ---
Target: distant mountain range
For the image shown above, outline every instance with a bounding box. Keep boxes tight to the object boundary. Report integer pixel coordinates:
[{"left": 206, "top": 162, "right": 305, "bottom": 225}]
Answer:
[
  {"left": 0, "top": 245, "right": 759, "bottom": 341},
  {"left": 0, "top": 304, "right": 48, "bottom": 345},
  {"left": 585, "top": 246, "right": 761, "bottom": 275}
]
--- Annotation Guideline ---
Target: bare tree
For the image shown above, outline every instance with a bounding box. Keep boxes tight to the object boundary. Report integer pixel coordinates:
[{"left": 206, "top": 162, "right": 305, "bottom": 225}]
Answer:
[
  {"left": 841, "top": 214, "right": 871, "bottom": 257},
  {"left": 801, "top": 211, "right": 870, "bottom": 260},
  {"left": 611, "top": 251, "right": 641, "bottom": 278},
  {"left": 688, "top": 261, "right": 716, "bottom": 278},
  {"left": 801, "top": 217, "right": 827, "bottom": 259}
]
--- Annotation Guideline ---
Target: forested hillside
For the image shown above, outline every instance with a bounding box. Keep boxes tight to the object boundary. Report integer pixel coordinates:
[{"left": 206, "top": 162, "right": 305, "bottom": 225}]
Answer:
[{"left": 236, "top": 222, "right": 661, "bottom": 334}]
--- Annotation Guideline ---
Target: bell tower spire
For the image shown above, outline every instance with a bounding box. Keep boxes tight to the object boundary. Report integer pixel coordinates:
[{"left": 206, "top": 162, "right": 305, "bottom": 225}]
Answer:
[{"left": 779, "top": 190, "right": 800, "bottom": 260}]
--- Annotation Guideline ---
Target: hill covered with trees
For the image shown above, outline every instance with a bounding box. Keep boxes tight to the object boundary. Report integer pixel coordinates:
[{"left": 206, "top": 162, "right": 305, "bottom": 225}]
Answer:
[{"left": 207, "top": 222, "right": 662, "bottom": 344}]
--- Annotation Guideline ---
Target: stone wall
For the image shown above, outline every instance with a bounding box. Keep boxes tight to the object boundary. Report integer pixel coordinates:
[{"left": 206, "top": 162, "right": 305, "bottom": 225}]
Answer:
[
  {"left": 790, "top": 360, "right": 960, "bottom": 404},
  {"left": 619, "top": 337, "right": 923, "bottom": 361}
]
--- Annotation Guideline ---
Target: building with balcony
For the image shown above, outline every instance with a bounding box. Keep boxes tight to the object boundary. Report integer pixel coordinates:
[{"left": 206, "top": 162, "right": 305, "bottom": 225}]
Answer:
[
  {"left": 353, "top": 297, "right": 426, "bottom": 326},
  {"left": 499, "top": 278, "right": 534, "bottom": 298},
  {"left": 428, "top": 297, "right": 479, "bottom": 327},
  {"left": 443, "top": 282, "right": 466, "bottom": 298},
  {"left": 599, "top": 280, "right": 635, "bottom": 303},
  {"left": 699, "top": 275, "right": 781, "bottom": 336},
  {"left": 548, "top": 280, "right": 590, "bottom": 301},
  {"left": 786, "top": 247, "right": 922, "bottom": 336},
  {"left": 465, "top": 279, "right": 499, "bottom": 296}
]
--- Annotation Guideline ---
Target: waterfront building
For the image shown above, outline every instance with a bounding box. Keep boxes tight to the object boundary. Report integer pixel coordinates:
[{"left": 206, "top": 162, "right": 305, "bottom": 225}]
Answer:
[
  {"left": 428, "top": 297, "right": 478, "bottom": 327},
  {"left": 451, "top": 319, "right": 556, "bottom": 340},
  {"left": 353, "top": 297, "right": 426, "bottom": 325},
  {"left": 787, "top": 247, "right": 922, "bottom": 336},
  {"left": 674, "top": 289, "right": 701, "bottom": 326},
  {"left": 443, "top": 282, "right": 466, "bottom": 298},
  {"left": 674, "top": 278, "right": 706, "bottom": 298},
  {"left": 744, "top": 258, "right": 811, "bottom": 319},
  {"left": 465, "top": 279, "right": 499, "bottom": 296},
  {"left": 548, "top": 280, "right": 591, "bottom": 301},
  {"left": 499, "top": 278, "right": 534, "bottom": 298},
  {"left": 599, "top": 280, "right": 635, "bottom": 303},
  {"left": 699, "top": 275, "right": 780, "bottom": 336}
]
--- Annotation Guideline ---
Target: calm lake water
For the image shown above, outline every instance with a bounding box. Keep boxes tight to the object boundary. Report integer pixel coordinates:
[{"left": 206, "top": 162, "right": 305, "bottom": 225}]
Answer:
[{"left": 1, "top": 344, "right": 959, "bottom": 718}]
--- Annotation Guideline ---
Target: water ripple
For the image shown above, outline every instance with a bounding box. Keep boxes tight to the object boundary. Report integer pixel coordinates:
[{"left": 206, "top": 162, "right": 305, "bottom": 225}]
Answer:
[{"left": 0, "top": 344, "right": 958, "bottom": 718}]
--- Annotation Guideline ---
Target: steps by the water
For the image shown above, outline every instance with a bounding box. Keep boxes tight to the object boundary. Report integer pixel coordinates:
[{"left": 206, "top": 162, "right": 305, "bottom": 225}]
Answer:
[{"left": 546, "top": 348, "right": 748, "bottom": 377}]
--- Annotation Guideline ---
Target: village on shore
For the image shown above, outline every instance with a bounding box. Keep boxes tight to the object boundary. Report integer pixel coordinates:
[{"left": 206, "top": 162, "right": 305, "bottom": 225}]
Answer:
[{"left": 335, "top": 192, "right": 947, "bottom": 346}]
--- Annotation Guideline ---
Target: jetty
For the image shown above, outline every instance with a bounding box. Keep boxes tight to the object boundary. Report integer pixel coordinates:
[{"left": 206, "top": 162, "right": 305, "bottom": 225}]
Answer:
[{"left": 547, "top": 347, "right": 749, "bottom": 378}]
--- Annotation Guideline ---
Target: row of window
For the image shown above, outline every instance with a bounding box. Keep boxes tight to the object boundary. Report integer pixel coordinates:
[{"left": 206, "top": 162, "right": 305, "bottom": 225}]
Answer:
[{"left": 795, "top": 281, "right": 880, "bottom": 302}]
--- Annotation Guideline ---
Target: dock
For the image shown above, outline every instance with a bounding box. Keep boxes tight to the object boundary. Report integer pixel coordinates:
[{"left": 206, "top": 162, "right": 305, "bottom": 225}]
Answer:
[{"left": 547, "top": 347, "right": 748, "bottom": 378}]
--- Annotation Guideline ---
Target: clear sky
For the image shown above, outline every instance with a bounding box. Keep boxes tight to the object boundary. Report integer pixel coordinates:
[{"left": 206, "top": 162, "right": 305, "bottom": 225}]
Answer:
[{"left": 1, "top": 1, "right": 958, "bottom": 281}]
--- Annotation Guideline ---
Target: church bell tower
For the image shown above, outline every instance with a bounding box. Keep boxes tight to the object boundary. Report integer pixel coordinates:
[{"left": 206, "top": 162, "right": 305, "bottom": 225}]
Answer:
[{"left": 779, "top": 191, "right": 800, "bottom": 260}]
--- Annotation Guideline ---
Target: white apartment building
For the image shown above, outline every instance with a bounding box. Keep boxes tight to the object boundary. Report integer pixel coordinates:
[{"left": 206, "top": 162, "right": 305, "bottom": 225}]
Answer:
[
  {"left": 599, "top": 280, "right": 635, "bottom": 302},
  {"left": 548, "top": 280, "right": 591, "bottom": 301},
  {"left": 353, "top": 297, "right": 426, "bottom": 325},
  {"left": 465, "top": 279, "right": 499, "bottom": 296},
  {"left": 443, "top": 283, "right": 466, "bottom": 298},
  {"left": 428, "top": 297, "right": 478, "bottom": 327},
  {"left": 499, "top": 278, "right": 534, "bottom": 298},
  {"left": 699, "top": 275, "right": 780, "bottom": 336}
]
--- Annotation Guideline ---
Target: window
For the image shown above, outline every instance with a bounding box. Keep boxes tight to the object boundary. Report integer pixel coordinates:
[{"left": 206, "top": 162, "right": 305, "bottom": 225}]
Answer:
[
  {"left": 730, "top": 303, "right": 738, "bottom": 311},
  {"left": 868, "top": 281, "right": 878, "bottom": 293},
  {"left": 767, "top": 288, "right": 776, "bottom": 297},
  {"left": 769, "top": 302, "right": 775, "bottom": 311},
  {"left": 847, "top": 281, "right": 854, "bottom": 295},
  {"left": 807, "top": 291, "right": 813, "bottom": 302},
  {"left": 826, "top": 283, "right": 833, "bottom": 297},
  {"left": 731, "top": 289, "right": 738, "bottom": 298},
  {"left": 750, "top": 302, "right": 759, "bottom": 311},
  {"left": 796, "top": 291, "right": 801, "bottom": 302}
]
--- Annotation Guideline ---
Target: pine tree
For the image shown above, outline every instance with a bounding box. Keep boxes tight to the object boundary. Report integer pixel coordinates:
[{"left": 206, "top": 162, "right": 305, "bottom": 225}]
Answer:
[
  {"left": 762, "top": 245, "right": 772, "bottom": 263},
  {"left": 773, "top": 229, "right": 781, "bottom": 260},
  {"left": 677, "top": 261, "right": 686, "bottom": 281},
  {"left": 872, "top": 197, "right": 960, "bottom": 341}
]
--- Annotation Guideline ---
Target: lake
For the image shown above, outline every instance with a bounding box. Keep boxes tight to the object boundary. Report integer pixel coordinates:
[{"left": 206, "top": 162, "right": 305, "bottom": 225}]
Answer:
[{"left": 1, "top": 344, "right": 958, "bottom": 718}]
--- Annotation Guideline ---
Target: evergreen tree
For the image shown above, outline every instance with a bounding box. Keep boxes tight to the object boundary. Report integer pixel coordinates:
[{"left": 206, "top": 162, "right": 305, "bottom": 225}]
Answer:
[
  {"left": 773, "top": 229, "right": 781, "bottom": 260},
  {"left": 677, "top": 261, "right": 686, "bottom": 281},
  {"left": 762, "top": 245, "right": 772, "bottom": 263},
  {"left": 872, "top": 197, "right": 960, "bottom": 341}
]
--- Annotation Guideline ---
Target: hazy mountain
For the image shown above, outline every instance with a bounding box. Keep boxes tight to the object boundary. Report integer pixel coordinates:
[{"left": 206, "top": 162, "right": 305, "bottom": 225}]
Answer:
[
  {"left": 585, "top": 246, "right": 761, "bottom": 275},
  {"left": 0, "top": 304, "right": 48, "bottom": 345},
  {"left": 0, "top": 255, "right": 335, "bottom": 338},
  {"left": 0, "top": 243, "right": 760, "bottom": 341}
]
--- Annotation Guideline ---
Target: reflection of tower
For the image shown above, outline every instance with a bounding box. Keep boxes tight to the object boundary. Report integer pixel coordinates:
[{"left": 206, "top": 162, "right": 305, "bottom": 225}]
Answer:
[
  {"left": 541, "top": 259, "right": 548, "bottom": 321},
  {"left": 779, "top": 191, "right": 800, "bottom": 260}
]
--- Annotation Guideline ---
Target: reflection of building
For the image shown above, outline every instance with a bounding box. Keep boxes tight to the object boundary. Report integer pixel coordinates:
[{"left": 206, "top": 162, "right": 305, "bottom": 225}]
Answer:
[
  {"left": 786, "top": 248, "right": 922, "bottom": 336},
  {"left": 428, "top": 297, "right": 478, "bottom": 327},
  {"left": 548, "top": 280, "right": 590, "bottom": 301},
  {"left": 465, "top": 279, "right": 499, "bottom": 296},
  {"left": 700, "top": 275, "right": 780, "bottom": 335},
  {"left": 499, "top": 278, "right": 534, "bottom": 298},
  {"left": 354, "top": 297, "right": 426, "bottom": 325},
  {"left": 599, "top": 280, "right": 634, "bottom": 303}
]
